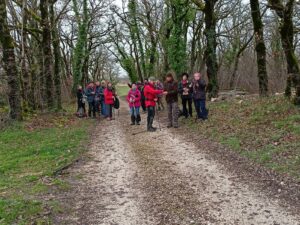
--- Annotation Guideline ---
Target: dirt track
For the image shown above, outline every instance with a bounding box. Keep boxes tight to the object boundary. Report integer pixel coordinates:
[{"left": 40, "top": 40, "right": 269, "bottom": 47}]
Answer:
[{"left": 53, "top": 101, "right": 300, "bottom": 225}]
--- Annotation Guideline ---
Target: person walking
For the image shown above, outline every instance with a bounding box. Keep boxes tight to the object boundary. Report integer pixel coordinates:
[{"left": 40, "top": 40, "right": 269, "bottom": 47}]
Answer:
[
  {"left": 178, "top": 72, "right": 193, "bottom": 118},
  {"left": 86, "top": 82, "right": 96, "bottom": 118},
  {"left": 164, "top": 73, "right": 179, "bottom": 128},
  {"left": 127, "top": 83, "right": 142, "bottom": 125},
  {"left": 144, "top": 77, "right": 167, "bottom": 132},
  {"left": 104, "top": 82, "right": 116, "bottom": 121},
  {"left": 191, "top": 72, "right": 208, "bottom": 120}
]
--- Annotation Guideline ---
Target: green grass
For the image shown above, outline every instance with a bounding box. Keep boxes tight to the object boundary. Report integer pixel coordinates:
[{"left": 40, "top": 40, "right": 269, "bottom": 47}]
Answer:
[
  {"left": 0, "top": 111, "right": 92, "bottom": 225},
  {"left": 116, "top": 85, "right": 130, "bottom": 97},
  {"left": 181, "top": 96, "right": 300, "bottom": 180}
]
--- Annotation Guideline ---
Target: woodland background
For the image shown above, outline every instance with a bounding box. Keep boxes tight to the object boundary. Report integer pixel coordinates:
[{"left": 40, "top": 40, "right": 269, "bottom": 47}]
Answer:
[{"left": 0, "top": 0, "right": 300, "bottom": 120}]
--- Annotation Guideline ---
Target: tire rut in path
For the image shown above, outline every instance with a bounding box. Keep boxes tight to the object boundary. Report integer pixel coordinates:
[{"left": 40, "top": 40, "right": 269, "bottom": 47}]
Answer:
[{"left": 54, "top": 101, "right": 300, "bottom": 225}]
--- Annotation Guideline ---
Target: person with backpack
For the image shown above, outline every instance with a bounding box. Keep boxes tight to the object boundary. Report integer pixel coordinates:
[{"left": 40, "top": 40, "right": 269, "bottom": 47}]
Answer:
[
  {"left": 178, "top": 72, "right": 193, "bottom": 118},
  {"left": 191, "top": 72, "right": 208, "bottom": 120},
  {"left": 86, "top": 82, "right": 96, "bottom": 118},
  {"left": 127, "top": 83, "right": 141, "bottom": 125},
  {"left": 164, "top": 73, "right": 179, "bottom": 128},
  {"left": 104, "top": 82, "right": 116, "bottom": 120},
  {"left": 95, "top": 81, "right": 102, "bottom": 116},
  {"left": 144, "top": 77, "right": 167, "bottom": 132},
  {"left": 76, "top": 85, "right": 86, "bottom": 117}
]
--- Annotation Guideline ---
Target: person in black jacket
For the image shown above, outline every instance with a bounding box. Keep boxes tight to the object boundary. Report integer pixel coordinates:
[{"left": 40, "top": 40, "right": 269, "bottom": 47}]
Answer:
[
  {"left": 191, "top": 72, "right": 208, "bottom": 120},
  {"left": 164, "top": 73, "right": 179, "bottom": 128},
  {"left": 76, "top": 85, "right": 86, "bottom": 117},
  {"left": 178, "top": 72, "right": 193, "bottom": 118}
]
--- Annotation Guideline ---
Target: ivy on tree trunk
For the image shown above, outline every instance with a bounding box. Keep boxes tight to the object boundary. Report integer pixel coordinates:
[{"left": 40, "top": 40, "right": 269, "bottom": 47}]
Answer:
[
  {"left": 204, "top": 0, "right": 219, "bottom": 98},
  {"left": 250, "top": 0, "right": 269, "bottom": 96},
  {"left": 0, "top": 0, "right": 22, "bottom": 120},
  {"left": 40, "top": 0, "right": 55, "bottom": 108},
  {"left": 268, "top": 0, "right": 300, "bottom": 104}
]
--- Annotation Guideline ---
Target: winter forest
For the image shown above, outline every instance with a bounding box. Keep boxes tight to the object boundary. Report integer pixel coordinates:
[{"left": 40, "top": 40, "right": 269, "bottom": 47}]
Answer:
[
  {"left": 2, "top": 1, "right": 300, "bottom": 224},
  {"left": 0, "top": 0, "right": 300, "bottom": 120}
]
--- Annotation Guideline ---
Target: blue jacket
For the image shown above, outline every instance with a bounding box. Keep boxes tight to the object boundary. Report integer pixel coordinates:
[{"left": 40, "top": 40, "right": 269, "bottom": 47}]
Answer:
[
  {"left": 85, "top": 87, "right": 95, "bottom": 103},
  {"left": 95, "top": 86, "right": 102, "bottom": 101}
]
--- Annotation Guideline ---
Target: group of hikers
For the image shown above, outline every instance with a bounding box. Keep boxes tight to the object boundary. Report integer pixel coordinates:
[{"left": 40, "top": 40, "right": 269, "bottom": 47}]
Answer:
[
  {"left": 76, "top": 80, "right": 118, "bottom": 120},
  {"left": 76, "top": 72, "right": 208, "bottom": 132}
]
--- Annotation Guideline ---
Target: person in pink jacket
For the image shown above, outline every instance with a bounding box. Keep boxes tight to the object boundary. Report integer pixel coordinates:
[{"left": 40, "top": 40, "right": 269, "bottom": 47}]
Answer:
[{"left": 127, "top": 83, "right": 141, "bottom": 125}]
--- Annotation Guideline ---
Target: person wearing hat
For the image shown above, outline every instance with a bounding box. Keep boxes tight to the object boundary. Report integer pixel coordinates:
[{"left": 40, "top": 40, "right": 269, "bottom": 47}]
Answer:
[
  {"left": 178, "top": 72, "right": 193, "bottom": 118},
  {"left": 144, "top": 77, "right": 167, "bottom": 132},
  {"left": 164, "top": 72, "right": 179, "bottom": 128}
]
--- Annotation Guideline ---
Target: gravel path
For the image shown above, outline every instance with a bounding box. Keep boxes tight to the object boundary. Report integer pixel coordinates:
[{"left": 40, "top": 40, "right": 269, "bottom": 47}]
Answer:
[{"left": 54, "top": 101, "right": 300, "bottom": 225}]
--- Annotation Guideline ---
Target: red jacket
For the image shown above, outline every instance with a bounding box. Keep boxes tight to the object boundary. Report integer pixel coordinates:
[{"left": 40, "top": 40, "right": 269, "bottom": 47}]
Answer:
[
  {"left": 144, "top": 83, "right": 163, "bottom": 107},
  {"left": 104, "top": 88, "right": 115, "bottom": 105},
  {"left": 127, "top": 89, "right": 141, "bottom": 107}
]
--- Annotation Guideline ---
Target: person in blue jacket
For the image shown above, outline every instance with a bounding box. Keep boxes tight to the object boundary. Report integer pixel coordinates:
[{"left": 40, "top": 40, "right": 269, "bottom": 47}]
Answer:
[{"left": 85, "top": 82, "right": 96, "bottom": 118}]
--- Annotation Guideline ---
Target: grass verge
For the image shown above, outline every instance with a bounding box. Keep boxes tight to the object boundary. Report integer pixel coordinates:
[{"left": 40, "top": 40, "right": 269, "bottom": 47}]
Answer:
[
  {"left": 180, "top": 96, "right": 300, "bottom": 180},
  {"left": 116, "top": 85, "right": 130, "bottom": 97},
  {"left": 0, "top": 108, "right": 93, "bottom": 225}
]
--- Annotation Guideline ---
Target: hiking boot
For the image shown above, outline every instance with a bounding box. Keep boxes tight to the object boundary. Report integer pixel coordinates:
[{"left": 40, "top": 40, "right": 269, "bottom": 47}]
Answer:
[
  {"left": 147, "top": 127, "right": 157, "bottom": 132},
  {"left": 136, "top": 114, "right": 141, "bottom": 125},
  {"left": 131, "top": 115, "right": 136, "bottom": 125}
]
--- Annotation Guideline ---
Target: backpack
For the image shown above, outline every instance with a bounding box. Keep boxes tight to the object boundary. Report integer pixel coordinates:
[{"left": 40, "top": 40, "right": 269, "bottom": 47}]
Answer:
[{"left": 114, "top": 97, "right": 120, "bottom": 109}]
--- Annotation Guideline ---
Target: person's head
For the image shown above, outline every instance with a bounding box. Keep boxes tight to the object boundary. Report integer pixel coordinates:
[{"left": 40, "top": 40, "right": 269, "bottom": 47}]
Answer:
[
  {"left": 148, "top": 77, "right": 155, "bottom": 85},
  {"left": 107, "top": 82, "right": 112, "bottom": 88},
  {"left": 95, "top": 81, "right": 100, "bottom": 86},
  {"left": 89, "top": 82, "right": 94, "bottom": 88},
  {"left": 182, "top": 72, "right": 189, "bottom": 81},
  {"left": 101, "top": 80, "right": 106, "bottom": 87},
  {"left": 131, "top": 83, "right": 137, "bottom": 90},
  {"left": 166, "top": 73, "right": 174, "bottom": 82},
  {"left": 194, "top": 72, "right": 201, "bottom": 81},
  {"left": 78, "top": 85, "right": 82, "bottom": 90}
]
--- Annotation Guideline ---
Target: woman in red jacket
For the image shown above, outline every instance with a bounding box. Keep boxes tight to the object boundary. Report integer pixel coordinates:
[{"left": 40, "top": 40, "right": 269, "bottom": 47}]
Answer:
[
  {"left": 104, "top": 82, "right": 116, "bottom": 120},
  {"left": 144, "top": 77, "right": 167, "bottom": 132}
]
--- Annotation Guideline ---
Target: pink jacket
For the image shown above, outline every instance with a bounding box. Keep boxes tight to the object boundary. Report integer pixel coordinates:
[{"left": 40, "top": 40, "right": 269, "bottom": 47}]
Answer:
[{"left": 127, "top": 89, "right": 141, "bottom": 107}]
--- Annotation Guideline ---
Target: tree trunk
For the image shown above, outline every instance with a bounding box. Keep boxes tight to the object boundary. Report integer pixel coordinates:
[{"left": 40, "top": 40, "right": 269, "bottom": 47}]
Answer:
[
  {"left": 250, "top": 0, "right": 269, "bottom": 96},
  {"left": 21, "top": 0, "right": 31, "bottom": 110},
  {"left": 0, "top": 0, "right": 22, "bottom": 120},
  {"left": 50, "top": 1, "right": 62, "bottom": 110},
  {"left": 72, "top": 0, "right": 88, "bottom": 91},
  {"left": 204, "top": 0, "right": 219, "bottom": 98},
  {"left": 268, "top": 0, "right": 300, "bottom": 103},
  {"left": 40, "top": 0, "right": 54, "bottom": 109}
]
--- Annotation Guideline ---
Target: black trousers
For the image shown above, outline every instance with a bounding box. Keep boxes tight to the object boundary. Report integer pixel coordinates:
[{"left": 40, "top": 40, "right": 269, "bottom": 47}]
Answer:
[
  {"left": 77, "top": 101, "right": 86, "bottom": 113},
  {"left": 182, "top": 97, "right": 193, "bottom": 118},
  {"left": 88, "top": 101, "right": 96, "bottom": 117},
  {"left": 147, "top": 106, "right": 155, "bottom": 128}
]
